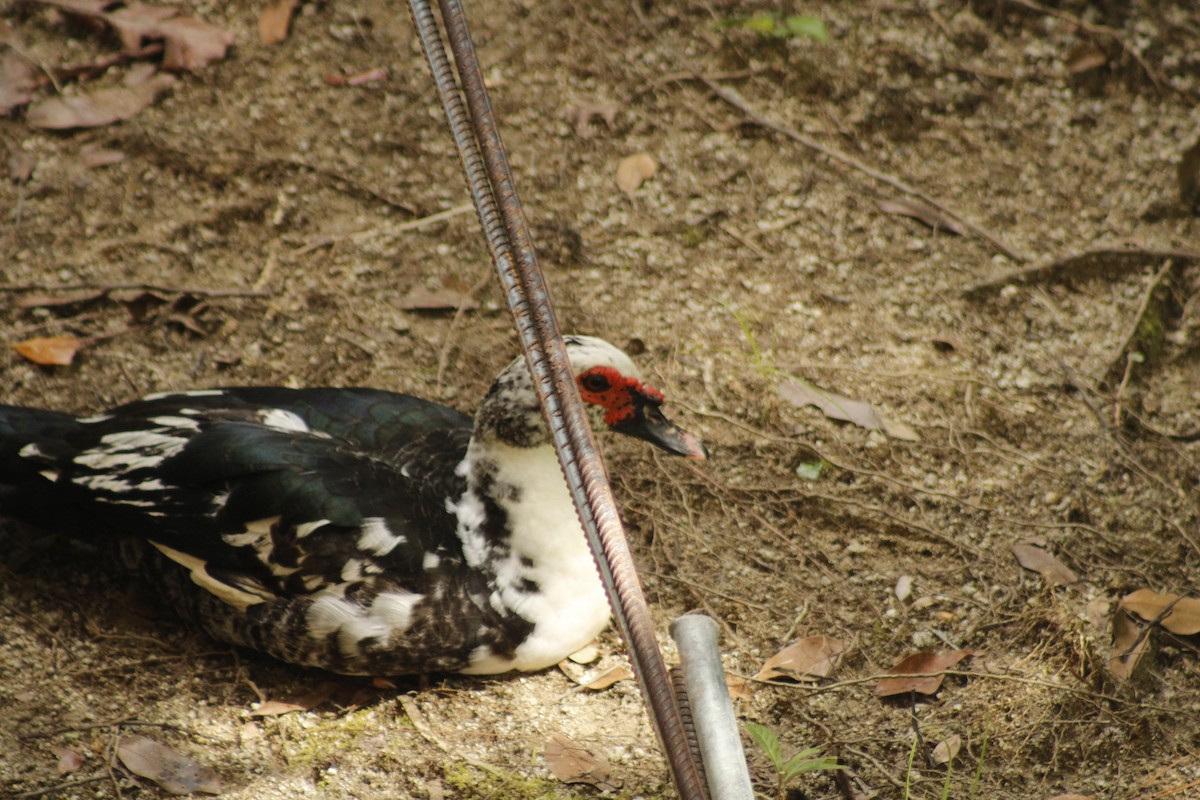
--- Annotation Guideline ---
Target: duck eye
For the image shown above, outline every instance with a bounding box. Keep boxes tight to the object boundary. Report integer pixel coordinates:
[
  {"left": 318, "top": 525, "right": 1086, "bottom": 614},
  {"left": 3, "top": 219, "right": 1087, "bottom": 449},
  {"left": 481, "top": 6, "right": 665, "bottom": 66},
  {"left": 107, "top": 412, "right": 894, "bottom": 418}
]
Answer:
[{"left": 581, "top": 373, "right": 611, "bottom": 393}]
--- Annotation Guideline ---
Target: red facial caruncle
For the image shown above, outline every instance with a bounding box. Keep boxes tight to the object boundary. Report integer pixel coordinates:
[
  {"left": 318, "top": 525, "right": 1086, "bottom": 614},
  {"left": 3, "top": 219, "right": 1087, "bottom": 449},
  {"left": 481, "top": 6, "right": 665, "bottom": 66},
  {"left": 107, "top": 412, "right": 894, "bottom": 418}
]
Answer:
[{"left": 576, "top": 366, "right": 663, "bottom": 426}]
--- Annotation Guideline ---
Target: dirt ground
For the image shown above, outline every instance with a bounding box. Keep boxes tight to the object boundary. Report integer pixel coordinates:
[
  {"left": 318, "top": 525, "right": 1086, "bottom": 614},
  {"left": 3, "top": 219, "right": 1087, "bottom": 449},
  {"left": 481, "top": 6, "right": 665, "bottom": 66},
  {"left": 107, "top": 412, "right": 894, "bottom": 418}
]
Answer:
[{"left": 3, "top": 0, "right": 1200, "bottom": 798}]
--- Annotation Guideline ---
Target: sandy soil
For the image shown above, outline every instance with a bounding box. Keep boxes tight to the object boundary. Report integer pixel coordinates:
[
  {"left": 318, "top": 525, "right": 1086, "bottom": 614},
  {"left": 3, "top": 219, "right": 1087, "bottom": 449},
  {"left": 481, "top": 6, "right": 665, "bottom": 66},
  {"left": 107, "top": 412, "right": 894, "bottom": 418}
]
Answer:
[{"left": 3, "top": 1, "right": 1200, "bottom": 798}]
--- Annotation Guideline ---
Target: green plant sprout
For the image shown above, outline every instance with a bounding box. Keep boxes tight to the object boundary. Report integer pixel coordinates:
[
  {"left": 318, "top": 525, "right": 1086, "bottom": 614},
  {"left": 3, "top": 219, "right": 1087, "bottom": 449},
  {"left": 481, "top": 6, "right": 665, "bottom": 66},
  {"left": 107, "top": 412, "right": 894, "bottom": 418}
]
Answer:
[
  {"left": 745, "top": 722, "right": 843, "bottom": 800},
  {"left": 713, "top": 13, "right": 828, "bottom": 42}
]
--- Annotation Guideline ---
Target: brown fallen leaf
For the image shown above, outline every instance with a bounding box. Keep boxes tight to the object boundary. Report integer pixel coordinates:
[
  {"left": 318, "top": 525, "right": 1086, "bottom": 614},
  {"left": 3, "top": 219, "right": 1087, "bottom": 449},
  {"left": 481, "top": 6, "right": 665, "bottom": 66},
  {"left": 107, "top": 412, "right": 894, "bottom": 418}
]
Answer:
[
  {"left": 1012, "top": 542, "right": 1079, "bottom": 586},
  {"left": 1119, "top": 588, "right": 1200, "bottom": 635},
  {"left": 250, "top": 700, "right": 307, "bottom": 717},
  {"left": 570, "top": 100, "right": 620, "bottom": 138},
  {"left": 12, "top": 336, "right": 83, "bottom": 366},
  {"left": 80, "top": 143, "right": 127, "bottom": 169},
  {"left": 875, "top": 649, "right": 977, "bottom": 698},
  {"left": 567, "top": 643, "right": 600, "bottom": 664},
  {"left": 1046, "top": 794, "right": 1097, "bottom": 800},
  {"left": 26, "top": 73, "right": 176, "bottom": 129},
  {"left": 725, "top": 672, "right": 754, "bottom": 701},
  {"left": 543, "top": 733, "right": 619, "bottom": 791},
  {"left": 876, "top": 197, "right": 966, "bottom": 235},
  {"left": 157, "top": 15, "right": 235, "bottom": 71},
  {"left": 616, "top": 152, "right": 656, "bottom": 199},
  {"left": 1064, "top": 42, "right": 1108, "bottom": 74},
  {"left": 930, "top": 733, "right": 961, "bottom": 765},
  {"left": 259, "top": 0, "right": 296, "bottom": 45},
  {"left": 754, "top": 636, "right": 844, "bottom": 682},
  {"left": 9, "top": 146, "right": 36, "bottom": 183},
  {"left": 40, "top": 0, "right": 233, "bottom": 72},
  {"left": 51, "top": 745, "right": 84, "bottom": 774},
  {"left": 1, "top": 50, "right": 38, "bottom": 114},
  {"left": 325, "top": 67, "right": 389, "bottom": 86},
  {"left": 580, "top": 664, "right": 633, "bottom": 691},
  {"left": 779, "top": 378, "right": 918, "bottom": 440},
  {"left": 116, "top": 735, "right": 222, "bottom": 795},
  {"left": 394, "top": 286, "right": 479, "bottom": 312}
]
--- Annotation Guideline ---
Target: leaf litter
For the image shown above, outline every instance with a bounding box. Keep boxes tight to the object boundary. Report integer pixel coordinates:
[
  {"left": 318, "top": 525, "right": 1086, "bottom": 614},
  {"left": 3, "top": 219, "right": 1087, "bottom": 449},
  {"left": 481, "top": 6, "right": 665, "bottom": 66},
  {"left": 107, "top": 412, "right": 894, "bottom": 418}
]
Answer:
[
  {"left": 616, "top": 152, "right": 657, "bottom": 199},
  {"left": 875, "top": 649, "right": 978, "bottom": 698},
  {"left": 1011, "top": 542, "right": 1079, "bottom": 586},
  {"left": 116, "top": 735, "right": 222, "bottom": 795},
  {"left": 778, "top": 378, "right": 919, "bottom": 441},
  {"left": 754, "top": 636, "right": 845, "bottom": 682},
  {"left": 1110, "top": 589, "right": 1200, "bottom": 681},
  {"left": 543, "top": 732, "right": 620, "bottom": 791}
]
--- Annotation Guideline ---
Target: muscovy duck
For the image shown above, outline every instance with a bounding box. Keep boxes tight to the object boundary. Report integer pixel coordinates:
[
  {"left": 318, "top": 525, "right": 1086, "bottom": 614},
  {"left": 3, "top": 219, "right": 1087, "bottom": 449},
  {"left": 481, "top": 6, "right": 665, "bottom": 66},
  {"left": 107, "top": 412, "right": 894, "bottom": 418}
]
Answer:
[{"left": 0, "top": 336, "right": 705, "bottom": 676}]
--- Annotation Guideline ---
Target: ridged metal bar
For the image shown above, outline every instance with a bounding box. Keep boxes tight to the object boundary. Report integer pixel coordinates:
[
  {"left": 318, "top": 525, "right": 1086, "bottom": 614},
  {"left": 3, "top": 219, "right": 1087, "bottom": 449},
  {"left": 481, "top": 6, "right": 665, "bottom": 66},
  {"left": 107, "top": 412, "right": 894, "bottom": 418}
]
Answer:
[{"left": 405, "top": 1, "right": 709, "bottom": 797}]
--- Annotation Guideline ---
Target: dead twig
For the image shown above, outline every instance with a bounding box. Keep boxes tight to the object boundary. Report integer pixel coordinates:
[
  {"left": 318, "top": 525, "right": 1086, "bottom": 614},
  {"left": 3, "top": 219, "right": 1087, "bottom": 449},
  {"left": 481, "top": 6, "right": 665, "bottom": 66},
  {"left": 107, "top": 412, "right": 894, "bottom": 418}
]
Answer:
[
  {"left": 700, "top": 76, "right": 1027, "bottom": 262},
  {"left": 291, "top": 203, "right": 475, "bottom": 256},
  {"left": 12, "top": 774, "right": 110, "bottom": 799},
  {"left": 1106, "top": 258, "right": 1180, "bottom": 391},
  {"left": 0, "top": 282, "right": 270, "bottom": 298},
  {"left": 750, "top": 669, "right": 1186, "bottom": 714},
  {"left": 397, "top": 696, "right": 500, "bottom": 775},
  {"left": 962, "top": 245, "right": 1200, "bottom": 297},
  {"left": 435, "top": 270, "right": 492, "bottom": 390}
]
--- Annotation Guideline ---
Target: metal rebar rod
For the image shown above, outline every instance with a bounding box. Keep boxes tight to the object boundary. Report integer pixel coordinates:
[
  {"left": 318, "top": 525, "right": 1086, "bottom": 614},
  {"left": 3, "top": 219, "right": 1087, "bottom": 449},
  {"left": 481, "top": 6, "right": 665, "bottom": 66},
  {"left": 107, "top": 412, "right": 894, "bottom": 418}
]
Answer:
[
  {"left": 672, "top": 615, "right": 755, "bottom": 800},
  {"left": 405, "top": 1, "right": 709, "bottom": 797}
]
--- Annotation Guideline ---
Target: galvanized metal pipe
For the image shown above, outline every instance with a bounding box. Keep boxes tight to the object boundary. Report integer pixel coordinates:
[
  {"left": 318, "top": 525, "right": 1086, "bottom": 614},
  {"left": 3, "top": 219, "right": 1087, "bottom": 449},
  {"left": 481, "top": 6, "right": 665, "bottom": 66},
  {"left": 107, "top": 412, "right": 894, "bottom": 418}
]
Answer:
[
  {"left": 671, "top": 616, "right": 755, "bottom": 800},
  {"left": 405, "top": 1, "right": 709, "bottom": 797}
]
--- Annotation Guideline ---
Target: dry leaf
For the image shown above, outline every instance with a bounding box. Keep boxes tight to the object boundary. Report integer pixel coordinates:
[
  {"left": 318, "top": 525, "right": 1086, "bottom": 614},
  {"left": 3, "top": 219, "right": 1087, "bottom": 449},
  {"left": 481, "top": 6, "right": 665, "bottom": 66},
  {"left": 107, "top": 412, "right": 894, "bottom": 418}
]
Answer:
[
  {"left": 880, "top": 415, "right": 920, "bottom": 441},
  {"left": 616, "top": 152, "right": 656, "bottom": 199},
  {"left": 40, "top": 1, "right": 233, "bottom": 71},
  {"left": 754, "top": 636, "right": 844, "bottom": 682},
  {"left": 258, "top": 0, "right": 296, "bottom": 45},
  {"left": 12, "top": 336, "right": 83, "bottom": 366},
  {"left": 876, "top": 198, "right": 966, "bottom": 235},
  {"left": 567, "top": 643, "right": 600, "bottom": 664},
  {"left": 1108, "top": 606, "right": 1147, "bottom": 681},
  {"left": 874, "top": 649, "right": 977, "bottom": 697},
  {"left": 1046, "top": 794, "right": 1097, "bottom": 800},
  {"left": 26, "top": 73, "right": 176, "bottom": 129},
  {"left": 1084, "top": 597, "right": 1110, "bottom": 631},
  {"left": 116, "top": 735, "right": 222, "bottom": 795},
  {"left": 780, "top": 378, "right": 915, "bottom": 439},
  {"left": 895, "top": 574, "right": 914, "bottom": 602},
  {"left": 8, "top": 147, "right": 36, "bottom": 183},
  {"left": 1065, "top": 42, "right": 1108, "bottom": 74},
  {"left": 580, "top": 664, "right": 633, "bottom": 691},
  {"left": 51, "top": 745, "right": 84, "bottom": 774},
  {"left": 930, "top": 734, "right": 961, "bottom": 765},
  {"left": 725, "top": 672, "right": 754, "bottom": 701},
  {"left": 80, "top": 143, "right": 127, "bottom": 169},
  {"left": 543, "top": 733, "right": 619, "bottom": 790},
  {"left": 1, "top": 50, "right": 38, "bottom": 114},
  {"left": 394, "top": 286, "right": 478, "bottom": 312},
  {"left": 1119, "top": 588, "right": 1200, "bottom": 635},
  {"left": 250, "top": 700, "right": 307, "bottom": 717},
  {"left": 570, "top": 100, "right": 620, "bottom": 138},
  {"left": 1012, "top": 542, "right": 1079, "bottom": 586}
]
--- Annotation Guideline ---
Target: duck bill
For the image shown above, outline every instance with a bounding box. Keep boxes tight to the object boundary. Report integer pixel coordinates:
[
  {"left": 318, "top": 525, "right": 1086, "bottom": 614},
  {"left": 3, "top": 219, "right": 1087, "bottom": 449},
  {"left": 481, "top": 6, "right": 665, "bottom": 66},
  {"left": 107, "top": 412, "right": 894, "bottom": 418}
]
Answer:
[{"left": 614, "top": 404, "right": 708, "bottom": 459}]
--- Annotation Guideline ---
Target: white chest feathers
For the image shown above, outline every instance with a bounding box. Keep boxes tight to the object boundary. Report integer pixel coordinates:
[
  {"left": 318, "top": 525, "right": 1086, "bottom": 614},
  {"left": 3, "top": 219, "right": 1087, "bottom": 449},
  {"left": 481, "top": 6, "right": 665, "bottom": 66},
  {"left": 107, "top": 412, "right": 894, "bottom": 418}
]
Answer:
[{"left": 454, "top": 441, "right": 612, "bottom": 674}]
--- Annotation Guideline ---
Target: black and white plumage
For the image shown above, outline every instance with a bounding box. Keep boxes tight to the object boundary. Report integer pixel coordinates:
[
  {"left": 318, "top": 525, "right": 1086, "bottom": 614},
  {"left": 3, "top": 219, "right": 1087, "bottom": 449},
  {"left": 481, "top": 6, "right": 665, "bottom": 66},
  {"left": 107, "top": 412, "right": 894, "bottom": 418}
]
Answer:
[{"left": 0, "top": 336, "right": 706, "bottom": 676}]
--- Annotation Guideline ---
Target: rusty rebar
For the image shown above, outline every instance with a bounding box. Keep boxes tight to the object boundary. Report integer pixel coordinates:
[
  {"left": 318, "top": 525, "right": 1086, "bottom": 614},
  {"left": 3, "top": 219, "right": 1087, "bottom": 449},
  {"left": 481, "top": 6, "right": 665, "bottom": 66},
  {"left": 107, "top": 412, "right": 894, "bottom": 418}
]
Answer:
[{"left": 405, "top": 1, "right": 709, "bottom": 796}]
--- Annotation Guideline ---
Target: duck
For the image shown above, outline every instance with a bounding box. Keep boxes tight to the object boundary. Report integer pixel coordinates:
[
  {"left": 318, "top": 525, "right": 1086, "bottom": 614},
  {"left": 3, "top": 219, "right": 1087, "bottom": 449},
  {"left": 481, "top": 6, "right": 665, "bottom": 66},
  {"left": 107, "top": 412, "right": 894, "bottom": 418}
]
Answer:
[{"left": 0, "top": 335, "right": 706, "bottom": 676}]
